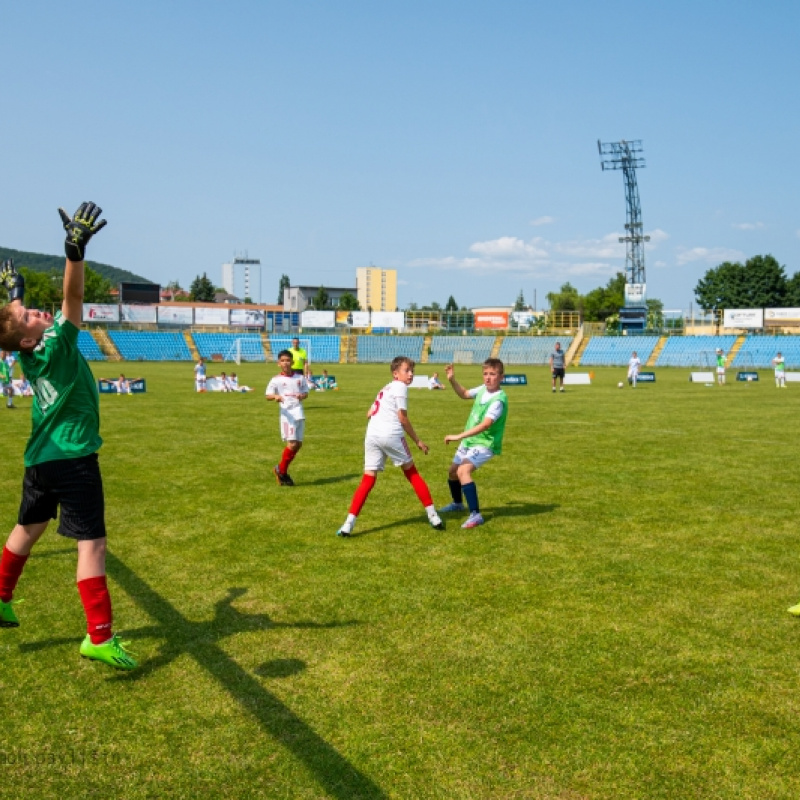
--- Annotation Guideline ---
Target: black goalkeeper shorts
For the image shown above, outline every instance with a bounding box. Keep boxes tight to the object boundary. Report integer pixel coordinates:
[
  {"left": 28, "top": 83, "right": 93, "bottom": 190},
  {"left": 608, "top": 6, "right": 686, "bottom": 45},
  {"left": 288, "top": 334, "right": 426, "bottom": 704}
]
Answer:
[{"left": 18, "top": 453, "right": 106, "bottom": 541}]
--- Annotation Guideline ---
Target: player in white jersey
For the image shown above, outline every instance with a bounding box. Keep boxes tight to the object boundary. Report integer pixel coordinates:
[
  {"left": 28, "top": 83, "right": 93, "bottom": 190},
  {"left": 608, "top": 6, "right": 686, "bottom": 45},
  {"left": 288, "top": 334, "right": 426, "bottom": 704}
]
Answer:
[
  {"left": 336, "top": 356, "right": 444, "bottom": 536},
  {"left": 266, "top": 350, "right": 310, "bottom": 486},
  {"left": 772, "top": 352, "right": 786, "bottom": 388},
  {"left": 627, "top": 351, "right": 641, "bottom": 387},
  {"left": 194, "top": 358, "right": 207, "bottom": 393}
]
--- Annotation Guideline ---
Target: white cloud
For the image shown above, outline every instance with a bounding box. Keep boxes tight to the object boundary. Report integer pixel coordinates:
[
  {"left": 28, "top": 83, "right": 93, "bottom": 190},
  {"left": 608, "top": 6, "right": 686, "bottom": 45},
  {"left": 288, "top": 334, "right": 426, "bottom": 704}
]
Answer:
[
  {"left": 530, "top": 216, "right": 555, "bottom": 227},
  {"left": 676, "top": 246, "right": 745, "bottom": 266},
  {"left": 469, "top": 236, "right": 548, "bottom": 260},
  {"left": 732, "top": 222, "right": 765, "bottom": 230}
]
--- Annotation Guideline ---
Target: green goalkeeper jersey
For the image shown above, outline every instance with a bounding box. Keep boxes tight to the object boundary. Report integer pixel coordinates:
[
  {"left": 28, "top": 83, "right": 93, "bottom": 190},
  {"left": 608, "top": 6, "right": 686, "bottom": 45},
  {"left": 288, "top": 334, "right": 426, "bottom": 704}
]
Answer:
[
  {"left": 19, "top": 312, "right": 102, "bottom": 467},
  {"left": 0, "top": 359, "right": 9, "bottom": 384},
  {"left": 462, "top": 387, "right": 508, "bottom": 455}
]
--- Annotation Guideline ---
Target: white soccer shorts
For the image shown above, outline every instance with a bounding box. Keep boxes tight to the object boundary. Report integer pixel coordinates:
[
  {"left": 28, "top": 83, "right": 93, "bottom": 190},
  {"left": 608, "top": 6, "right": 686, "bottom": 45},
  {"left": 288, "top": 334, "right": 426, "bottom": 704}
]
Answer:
[
  {"left": 364, "top": 435, "right": 412, "bottom": 472},
  {"left": 452, "top": 444, "right": 495, "bottom": 471},
  {"left": 281, "top": 418, "right": 305, "bottom": 442}
]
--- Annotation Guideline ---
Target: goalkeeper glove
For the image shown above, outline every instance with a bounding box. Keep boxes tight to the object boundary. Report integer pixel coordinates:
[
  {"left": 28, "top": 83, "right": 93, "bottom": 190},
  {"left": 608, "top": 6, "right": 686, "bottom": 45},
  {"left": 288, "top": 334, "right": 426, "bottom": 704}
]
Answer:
[
  {"left": 0, "top": 259, "right": 24, "bottom": 303},
  {"left": 57, "top": 201, "right": 107, "bottom": 262}
]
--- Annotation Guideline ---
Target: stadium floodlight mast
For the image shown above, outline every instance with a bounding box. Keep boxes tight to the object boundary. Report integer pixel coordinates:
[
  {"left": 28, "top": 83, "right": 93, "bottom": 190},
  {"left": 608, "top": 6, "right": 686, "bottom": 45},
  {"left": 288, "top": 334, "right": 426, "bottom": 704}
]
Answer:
[{"left": 598, "top": 139, "right": 650, "bottom": 329}]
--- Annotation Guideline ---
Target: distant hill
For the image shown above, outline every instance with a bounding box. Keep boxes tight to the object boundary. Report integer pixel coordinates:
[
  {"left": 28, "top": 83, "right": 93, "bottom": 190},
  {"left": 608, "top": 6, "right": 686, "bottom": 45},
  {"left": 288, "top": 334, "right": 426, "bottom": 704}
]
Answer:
[{"left": 0, "top": 246, "right": 153, "bottom": 286}]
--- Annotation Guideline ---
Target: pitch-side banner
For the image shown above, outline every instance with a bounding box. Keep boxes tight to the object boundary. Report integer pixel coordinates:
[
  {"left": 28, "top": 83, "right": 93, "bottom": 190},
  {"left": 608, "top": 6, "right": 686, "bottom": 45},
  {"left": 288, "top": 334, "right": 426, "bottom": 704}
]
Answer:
[
  {"left": 371, "top": 311, "right": 405, "bottom": 329},
  {"left": 158, "top": 306, "right": 194, "bottom": 325},
  {"left": 195, "top": 307, "right": 229, "bottom": 325},
  {"left": 83, "top": 304, "right": 120, "bottom": 322},
  {"left": 301, "top": 310, "right": 335, "bottom": 328},
  {"left": 120, "top": 305, "right": 158, "bottom": 323},
  {"left": 231, "top": 309, "right": 266, "bottom": 327},
  {"left": 764, "top": 308, "right": 800, "bottom": 326},
  {"left": 474, "top": 310, "right": 509, "bottom": 329},
  {"left": 723, "top": 309, "right": 763, "bottom": 329}
]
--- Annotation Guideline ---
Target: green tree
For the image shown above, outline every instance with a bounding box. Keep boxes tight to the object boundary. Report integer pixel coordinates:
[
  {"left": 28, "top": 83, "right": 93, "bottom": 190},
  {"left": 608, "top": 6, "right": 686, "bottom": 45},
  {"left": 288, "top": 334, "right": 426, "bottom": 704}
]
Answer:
[
  {"left": 786, "top": 272, "right": 800, "bottom": 307},
  {"left": 312, "top": 286, "right": 329, "bottom": 310},
  {"left": 445, "top": 295, "right": 458, "bottom": 312},
  {"left": 546, "top": 282, "right": 581, "bottom": 312},
  {"left": 277, "top": 274, "right": 291, "bottom": 305},
  {"left": 338, "top": 292, "right": 360, "bottom": 311},
  {"left": 513, "top": 290, "right": 527, "bottom": 311},
  {"left": 694, "top": 254, "right": 788, "bottom": 310},
  {"left": 84, "top": 266, "right": 114, "bottom": 303},
  {"left": 190, "top": 273, "right": 216, "bottom": 302},
  {"left": 16, "top": 267, "right": 63, "bottom": 310},
  {"left": 582, "top": 272, "right": 625, "bottom": 322}
]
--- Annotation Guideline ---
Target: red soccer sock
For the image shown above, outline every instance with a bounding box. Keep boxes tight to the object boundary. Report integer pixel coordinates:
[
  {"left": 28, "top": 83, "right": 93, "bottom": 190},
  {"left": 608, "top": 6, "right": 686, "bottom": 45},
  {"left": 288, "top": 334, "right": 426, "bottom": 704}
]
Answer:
[
  {"left": 279, "top": 447, "right": 297, "bottom": 474},
  {"left": 77, "top": 575, "right": 114, "bottom": 644},
  {"left": 349, "top": 474, "right": 377, "bottom": 516},
  {"left": 0, "top": 546, "right": 28, "bottom": 603},
  {"left": 403, "top": 465, "right": 433, "bottom": 507}
]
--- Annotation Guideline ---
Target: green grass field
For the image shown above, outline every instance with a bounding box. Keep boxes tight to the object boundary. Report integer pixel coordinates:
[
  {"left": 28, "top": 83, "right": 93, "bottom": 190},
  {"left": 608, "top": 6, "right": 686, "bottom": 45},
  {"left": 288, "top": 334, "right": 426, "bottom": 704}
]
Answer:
[{"left": 2, "top": 361, "right": 800, "bottom": 799}]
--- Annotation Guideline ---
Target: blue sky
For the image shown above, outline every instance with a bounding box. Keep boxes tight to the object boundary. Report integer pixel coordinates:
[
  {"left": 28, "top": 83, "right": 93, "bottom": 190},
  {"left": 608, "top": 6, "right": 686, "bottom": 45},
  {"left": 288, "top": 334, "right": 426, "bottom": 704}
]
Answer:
[{"left": 2, "top": 1, "right": 798, "bottom": 310}]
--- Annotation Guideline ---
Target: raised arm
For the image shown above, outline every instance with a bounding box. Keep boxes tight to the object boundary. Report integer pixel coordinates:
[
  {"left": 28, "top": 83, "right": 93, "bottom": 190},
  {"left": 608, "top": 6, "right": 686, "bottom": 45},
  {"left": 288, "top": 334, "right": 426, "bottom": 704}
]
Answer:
[{"left": 445, "top": 364, "right": 470, "bottom": 400}]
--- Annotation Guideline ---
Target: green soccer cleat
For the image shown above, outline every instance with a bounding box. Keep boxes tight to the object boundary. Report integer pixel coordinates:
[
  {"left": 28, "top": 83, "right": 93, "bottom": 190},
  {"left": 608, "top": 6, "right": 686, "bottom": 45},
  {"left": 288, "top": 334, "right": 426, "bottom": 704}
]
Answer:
[
  {"left": 0, "top": 598, "right": 21, "bottom": 628},
  {"left": 788, "top": 603, "right": 800, "bottom": 617},
  {"left": 80, "top": 633, "right": 138, "bottom": 670}
]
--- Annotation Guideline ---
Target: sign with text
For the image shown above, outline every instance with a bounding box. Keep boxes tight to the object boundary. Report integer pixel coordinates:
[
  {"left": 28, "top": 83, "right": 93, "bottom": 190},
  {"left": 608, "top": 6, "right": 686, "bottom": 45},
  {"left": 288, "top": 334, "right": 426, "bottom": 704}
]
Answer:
[
  {"left": 230, "top": 309, "right": 265, "bottom": 328},
  {"left": 83, "top": 304, "right": 119, "bottom": 323},
  {"left": 723, "top": 308, "right": 763, "bottom": 329},
  {"left": 120, "top": 305, "right": 158, "bottom": 323},
  {"left": 474, "top": 310, "right": 509, "bottom": 329},
  {"left": 371, "top": 311, "right": 405, "bottom": 329},
  {"left": 764, "top": 308, "right": 800, "bottom": 326},
  {"left": 301, "top": 310, "right": 335, "bottom": 328},
  {"left": 501, "top": 374, "right": 528, "bottom": 385},
  {"left": 158, "top": 306, "right": 193, "bottom": 325},
  {"left": 637, "top": 372, "right": 656, "bottom": 382},
  {"left": 195, "top": 307, "right": 229, "bottom": 325}
]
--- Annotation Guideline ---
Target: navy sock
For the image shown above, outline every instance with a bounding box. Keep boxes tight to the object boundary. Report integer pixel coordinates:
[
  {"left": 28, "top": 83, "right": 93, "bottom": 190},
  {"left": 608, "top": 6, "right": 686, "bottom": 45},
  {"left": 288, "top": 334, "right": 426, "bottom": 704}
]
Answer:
[
  {"left": 462, "top": 482, "right": 479, "bottom": 513},
  {"left": 448, "top": 479, "right": 463, "bottom": 504}
]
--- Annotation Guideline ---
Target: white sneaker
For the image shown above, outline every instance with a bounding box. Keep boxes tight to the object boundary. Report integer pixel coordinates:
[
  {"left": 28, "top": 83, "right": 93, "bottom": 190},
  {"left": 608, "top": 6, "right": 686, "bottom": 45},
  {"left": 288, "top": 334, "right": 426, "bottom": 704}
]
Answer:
[
  {"left": 337, "top": 521, "right": 354, "bottom": 537},
  {"left": 428, "top": 512, "right": 445, "bottom": 531}
]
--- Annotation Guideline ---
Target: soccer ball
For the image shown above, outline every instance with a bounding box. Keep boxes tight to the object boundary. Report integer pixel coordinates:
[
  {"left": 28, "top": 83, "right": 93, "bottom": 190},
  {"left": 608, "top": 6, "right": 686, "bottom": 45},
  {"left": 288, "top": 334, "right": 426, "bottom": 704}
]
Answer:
[{"left": 618, "top": 382, "right": 624, "bottom": 388}]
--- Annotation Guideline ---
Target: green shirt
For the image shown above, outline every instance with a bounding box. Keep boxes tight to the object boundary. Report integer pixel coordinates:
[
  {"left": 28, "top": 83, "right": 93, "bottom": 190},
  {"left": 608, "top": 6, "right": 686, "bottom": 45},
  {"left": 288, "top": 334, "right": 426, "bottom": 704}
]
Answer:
[
  {"left": 19, "top": 313, "right": 102, "bottom": 467},
  {"left": 0, "top": 360, "right": 9, "bottom": 384},
  {"left": 462, "top": 387, "right": 508, "bottom": 455},
  {"left": 717, "top": 354, "right": 725, "bottom": 367}
]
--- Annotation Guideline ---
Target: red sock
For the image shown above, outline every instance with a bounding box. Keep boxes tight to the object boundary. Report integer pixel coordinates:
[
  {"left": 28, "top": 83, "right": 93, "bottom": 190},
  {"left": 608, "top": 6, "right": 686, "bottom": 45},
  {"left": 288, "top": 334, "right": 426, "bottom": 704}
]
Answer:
[
  {"left": 403, "top": 465, "right": 433, "bottom": 507},
  {"left": 77, "top": 575, "right": 113, "bottom": 644},
  {"left": 0, "top": 546, "right": 28, "bottom": 603},
  {"left": 279, "top": 447, "right": 297, "bottom": 474},
  {"left": 349, "top": 474, "right": 377, "bottom": 516}
]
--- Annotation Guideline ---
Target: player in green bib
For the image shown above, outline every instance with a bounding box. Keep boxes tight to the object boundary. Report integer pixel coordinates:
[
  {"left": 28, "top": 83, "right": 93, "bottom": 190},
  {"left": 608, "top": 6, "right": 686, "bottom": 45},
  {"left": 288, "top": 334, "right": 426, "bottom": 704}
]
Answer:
[
  {"left": 0, "top": 352, "right": 14, "bottom": 409},
  {"left": 439, "top": 358, "right": 508, "bottom": 529},
  {"left": 716, "top": 348, "right": 727, "bottom": 385},
  {"left": 0, "top": 203, "right": 136, "bottom": 670}
]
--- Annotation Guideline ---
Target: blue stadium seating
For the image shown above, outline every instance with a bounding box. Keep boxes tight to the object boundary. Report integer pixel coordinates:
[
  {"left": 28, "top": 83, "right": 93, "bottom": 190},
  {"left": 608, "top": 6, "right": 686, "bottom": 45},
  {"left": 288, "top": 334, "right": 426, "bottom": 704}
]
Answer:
[
  {"left": 655, "top": 335, "right": 738, "bottom": 367},
  {"left": 108, "top": 331, "right": 193, "bottom": 361},
  {"left": 193, "top": 333, "right": 265, "bottom": 362},
  {"left": 356, "top": 336, "right": 424, "bottom": 363},
  {"left": 269, "top": 335, "right": 340, "bottom": 364},
  {"left": 77, "top": 331, "right": 106, "bottom": 361},
  {"left": 498, "top": 336, "right": 574, "bottom": 365},
  {"left": 580, "top": 336, "right": 660, "bottom": 367},
  {"left": 428, "top": 336, "right": 495, "bottom": 364},
  {"left": 733, "top": 336, "right": 800, "bottom": 368}
]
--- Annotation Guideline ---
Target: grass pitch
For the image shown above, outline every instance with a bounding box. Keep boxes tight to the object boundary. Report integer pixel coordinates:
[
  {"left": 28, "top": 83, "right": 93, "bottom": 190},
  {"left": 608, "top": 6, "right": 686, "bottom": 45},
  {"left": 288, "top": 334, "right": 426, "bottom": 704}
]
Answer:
[{"left": 1, "top": 362, "right": 799, "bottom": 799}]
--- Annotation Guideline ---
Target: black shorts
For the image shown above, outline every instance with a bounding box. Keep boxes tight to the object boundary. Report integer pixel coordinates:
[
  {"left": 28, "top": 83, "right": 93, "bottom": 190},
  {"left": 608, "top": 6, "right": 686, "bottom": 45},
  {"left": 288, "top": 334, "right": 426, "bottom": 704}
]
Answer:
[
  {"left": 18, "top": 453, "right": 106, "bottom": 541},
  {"left": 552, "top": 367, "right": 565, "bottom": 379}
]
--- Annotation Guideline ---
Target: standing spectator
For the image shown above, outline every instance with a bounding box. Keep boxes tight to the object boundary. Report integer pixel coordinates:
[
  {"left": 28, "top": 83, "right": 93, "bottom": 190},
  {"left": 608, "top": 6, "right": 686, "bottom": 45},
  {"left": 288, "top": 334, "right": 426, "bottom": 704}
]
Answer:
[
  {"left": 0, "top": 350, "right": 14, "bottom": 409},
  {"left": 194, "top": 357, "right": 207, "bottom": 393},
  {"left": 549, "top": 341, "right": 566, "bottom": 393},
  {"left": 772, "top": 352, "right": 786, "bottom": 388},
  {"left": 627, "top": 351, "right": 641, "bottom": 388},
  {"left": 288, "top": 337, "right": 308, "bottom": 376},
  {"left": 716, "top": 348, "right": 726, "bottom": 385},
  {"left": 0, "top": 202, "right": 136, "bottom": 669}
]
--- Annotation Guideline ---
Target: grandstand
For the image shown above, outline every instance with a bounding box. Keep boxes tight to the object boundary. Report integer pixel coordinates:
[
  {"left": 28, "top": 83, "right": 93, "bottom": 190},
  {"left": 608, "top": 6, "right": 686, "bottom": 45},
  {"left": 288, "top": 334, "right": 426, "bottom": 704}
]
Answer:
[
  {"left": 428, "top": 335, "right": 495, "bottom": 364},
  {"left": 580, "top": 336, "right": 660, "bottom": 366},
  {"left": 497, "top": 335, "right": 573, "bottom": 365},
  {"left": 356, "top": 336, "right": 424, "bottom": 364},
  {"left": 269, "top": 335, "right": 340, "bottom": 363},
  {"left": 193, "top": 333, "right": 265, "bottom": 362},
  {"left": 732, "top": 336, "right": 800, "bottom": 368},
  {"left": 108, "top": 331, "right": 193, "bottom": 361},
  {"left": 655, "top": 335, "right": 738, "bottom": 367},
  {"left": 77, "top": 331, "right": 107, "bottom": 361}
]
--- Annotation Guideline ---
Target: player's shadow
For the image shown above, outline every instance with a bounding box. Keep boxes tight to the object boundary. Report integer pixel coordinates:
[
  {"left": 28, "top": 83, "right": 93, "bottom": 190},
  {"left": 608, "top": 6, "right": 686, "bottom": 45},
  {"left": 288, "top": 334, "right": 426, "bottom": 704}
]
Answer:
[
  {"left": 488, "top": 501, "right": 559, "bottom": 518},
  {"left": 346, "top": 515, "right": 441, "bottom": 537},
  {"left": 304, "top": 473, "right": 361, "bottom": 487},
  {"left": 21, "top": 553, "right": 388, "bottom": 800}
]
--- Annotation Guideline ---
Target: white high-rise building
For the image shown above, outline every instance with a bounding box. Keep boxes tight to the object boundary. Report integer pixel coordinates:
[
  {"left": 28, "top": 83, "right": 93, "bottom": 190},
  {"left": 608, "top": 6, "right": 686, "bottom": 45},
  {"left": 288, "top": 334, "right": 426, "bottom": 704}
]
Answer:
[{"left": 221, "top": 257, "right": 262, "bottom": 302}]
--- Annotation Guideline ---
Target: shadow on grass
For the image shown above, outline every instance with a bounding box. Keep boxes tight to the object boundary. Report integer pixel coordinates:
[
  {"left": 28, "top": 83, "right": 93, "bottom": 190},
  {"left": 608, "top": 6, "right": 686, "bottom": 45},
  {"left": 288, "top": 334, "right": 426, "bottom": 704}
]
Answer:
[
  {"left": 303, "top": 473, "right": 362, "bottom": 487},
  {"left": 21, "top": 553, "right": 388, "bottom": 800},
  {"left": 488, "top": 501, "right": 559, "bottom": 518}
]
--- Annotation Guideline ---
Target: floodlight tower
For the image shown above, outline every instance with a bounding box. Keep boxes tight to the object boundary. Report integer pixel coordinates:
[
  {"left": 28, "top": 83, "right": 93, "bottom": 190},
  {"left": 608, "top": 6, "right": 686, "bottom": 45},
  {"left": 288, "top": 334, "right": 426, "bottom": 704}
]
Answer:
[{"left": 598, "top": 139, "right": 650, "bottom": 330}]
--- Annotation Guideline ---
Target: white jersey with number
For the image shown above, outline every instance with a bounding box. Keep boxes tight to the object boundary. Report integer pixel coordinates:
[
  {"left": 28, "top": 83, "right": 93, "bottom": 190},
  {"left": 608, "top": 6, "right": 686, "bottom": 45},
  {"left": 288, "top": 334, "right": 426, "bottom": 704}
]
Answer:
[
  {"left": 266, "top": 374, "right": 308, "bottom": 422},
  {"left": 366, "top": 380, "right": 407, "bottom": 439}
]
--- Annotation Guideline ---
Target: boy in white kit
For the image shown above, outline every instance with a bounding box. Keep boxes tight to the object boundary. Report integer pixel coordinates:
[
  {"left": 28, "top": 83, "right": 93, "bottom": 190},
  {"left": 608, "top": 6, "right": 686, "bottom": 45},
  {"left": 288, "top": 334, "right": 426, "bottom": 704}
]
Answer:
[
  {"left": 266, "top": 350, "right": 310, "bottom": 486},
  {"left": 627, "top": 351, "right": 641, "bottom": 387},
  {"left": 337, "top": 356, "right": 444, "bottom": 536}
]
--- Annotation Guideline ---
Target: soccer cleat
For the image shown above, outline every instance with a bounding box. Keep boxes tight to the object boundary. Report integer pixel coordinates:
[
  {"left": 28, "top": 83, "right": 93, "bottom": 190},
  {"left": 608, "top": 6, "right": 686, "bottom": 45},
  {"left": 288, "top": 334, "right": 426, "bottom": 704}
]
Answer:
[
  {"left": 559, "top": 387, "right": 565, "bottom": 393},
  {"left": 439, "top": 502, "right": 465, "bottom": 513},
  {"left": 80, "top": 633, "right": 138, "bottom": 670},
  {"left": 788, "top": 603, "right": 800, "bottom": 617},
  {"left": 273, "top": 466, "right": 292, "bottom": 487},
  {"left": 0, "top": 598, "right": 21, "bottom": 628},
  {"left": 461, "top": 512, "right": 485, "bottom": 529},
  {"left": 428, "top": 513, "right": 445, "bottom": 531},
  {"left": 337, "top": 521, "right": 353, "bottom": 537}
]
